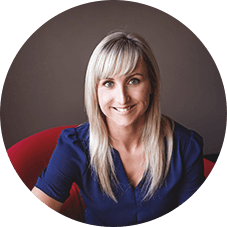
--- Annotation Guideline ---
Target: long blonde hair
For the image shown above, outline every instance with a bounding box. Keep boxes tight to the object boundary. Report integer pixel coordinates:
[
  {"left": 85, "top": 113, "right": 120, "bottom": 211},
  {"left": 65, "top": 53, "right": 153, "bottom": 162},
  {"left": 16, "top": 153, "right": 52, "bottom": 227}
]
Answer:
[{"left": 85, "top": 31, "right": 174, "bottom": 202}]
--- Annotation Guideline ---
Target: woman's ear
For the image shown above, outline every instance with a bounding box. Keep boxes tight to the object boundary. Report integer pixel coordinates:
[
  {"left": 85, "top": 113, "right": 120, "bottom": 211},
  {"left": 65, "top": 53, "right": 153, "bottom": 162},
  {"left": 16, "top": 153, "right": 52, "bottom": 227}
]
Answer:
[
  {"left": 93, "top": 93, "right": 98, "bottom": 104},
  {"left": 94, "top": 85, "right": 99, "bottom": 104}
]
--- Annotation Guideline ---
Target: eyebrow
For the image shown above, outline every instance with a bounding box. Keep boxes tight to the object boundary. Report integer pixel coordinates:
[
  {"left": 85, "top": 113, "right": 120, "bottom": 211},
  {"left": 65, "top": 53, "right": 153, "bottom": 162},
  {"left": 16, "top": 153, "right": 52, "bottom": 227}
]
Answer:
[
  {"left": 127, "top": 73, "right": 143, "bottom": 78},
  {"left": 104, "top": 73, "right": 144, "bottom": 80}
]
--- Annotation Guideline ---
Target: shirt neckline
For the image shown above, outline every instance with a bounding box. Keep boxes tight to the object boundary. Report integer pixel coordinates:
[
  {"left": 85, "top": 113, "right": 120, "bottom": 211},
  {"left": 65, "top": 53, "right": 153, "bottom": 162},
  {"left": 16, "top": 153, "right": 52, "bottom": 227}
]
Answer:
[{"left": 112, "top": 147, "right": 144, "bottom": 191}]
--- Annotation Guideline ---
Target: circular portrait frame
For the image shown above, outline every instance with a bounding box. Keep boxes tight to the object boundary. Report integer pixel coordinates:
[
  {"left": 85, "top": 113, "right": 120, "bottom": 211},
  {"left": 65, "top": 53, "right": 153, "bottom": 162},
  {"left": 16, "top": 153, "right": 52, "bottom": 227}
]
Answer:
[{"left": 1, "top": 1, "right": 226, "bottom": 226}]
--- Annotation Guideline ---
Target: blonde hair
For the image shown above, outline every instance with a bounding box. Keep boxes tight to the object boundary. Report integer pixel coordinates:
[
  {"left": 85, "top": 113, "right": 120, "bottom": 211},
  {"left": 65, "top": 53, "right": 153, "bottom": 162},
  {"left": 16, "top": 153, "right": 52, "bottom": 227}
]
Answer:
[{"left": 85, "top": 31, "right": 174, "bottom": 202}]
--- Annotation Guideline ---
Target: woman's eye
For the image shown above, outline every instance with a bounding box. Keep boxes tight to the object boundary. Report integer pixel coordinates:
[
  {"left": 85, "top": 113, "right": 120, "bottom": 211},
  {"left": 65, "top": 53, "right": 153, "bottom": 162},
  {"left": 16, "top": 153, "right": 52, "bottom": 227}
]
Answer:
[
  {"left": 103, "top": 81, "right": 114, "bottom": 88},
  {"left": 129, "top": 78, "right": 140, "bottom": 85}
]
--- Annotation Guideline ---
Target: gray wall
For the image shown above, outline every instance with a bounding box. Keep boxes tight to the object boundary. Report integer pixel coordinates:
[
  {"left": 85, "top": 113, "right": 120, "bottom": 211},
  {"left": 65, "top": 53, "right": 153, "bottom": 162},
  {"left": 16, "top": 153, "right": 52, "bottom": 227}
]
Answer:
[{"left": 1, "top": 1, "right": 226, "bottom": 155}]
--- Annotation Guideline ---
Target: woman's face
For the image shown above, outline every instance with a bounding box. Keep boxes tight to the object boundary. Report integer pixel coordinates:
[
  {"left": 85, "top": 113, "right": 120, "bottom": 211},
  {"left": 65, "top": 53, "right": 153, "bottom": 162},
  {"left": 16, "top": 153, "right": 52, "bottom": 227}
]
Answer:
[{"left": 97, "top": 61, "right": 152, "bottom": 128}]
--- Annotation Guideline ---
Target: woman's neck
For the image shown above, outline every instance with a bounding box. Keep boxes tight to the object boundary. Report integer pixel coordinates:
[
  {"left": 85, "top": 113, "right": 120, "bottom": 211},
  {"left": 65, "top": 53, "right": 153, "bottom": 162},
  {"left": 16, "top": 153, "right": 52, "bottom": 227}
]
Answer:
[{"left": 107, "top": 121, "right": 144, "bottom": 154}]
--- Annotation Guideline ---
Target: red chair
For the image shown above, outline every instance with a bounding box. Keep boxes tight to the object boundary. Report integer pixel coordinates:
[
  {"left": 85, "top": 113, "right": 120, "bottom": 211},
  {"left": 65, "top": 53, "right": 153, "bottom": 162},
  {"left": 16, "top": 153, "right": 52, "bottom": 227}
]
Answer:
[
  {"left": 203, "top": 158, "right": 215, "bottom": 179},
  {"left": 7, "top": 125, "right": 86, "bottom": 222},
  {"left": 6, "top": 126, "right": 215, "bottom": 221}
]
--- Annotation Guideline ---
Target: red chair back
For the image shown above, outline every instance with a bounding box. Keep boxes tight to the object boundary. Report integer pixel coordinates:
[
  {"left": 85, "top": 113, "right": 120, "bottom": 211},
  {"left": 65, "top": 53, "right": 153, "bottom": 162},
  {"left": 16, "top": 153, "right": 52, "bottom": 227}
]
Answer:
[
  {"left": 7, "top": 125, "right": 86, "bottom": 222},
  {"left": 203, "top": 158, "right": 215, "bottom": 178}
]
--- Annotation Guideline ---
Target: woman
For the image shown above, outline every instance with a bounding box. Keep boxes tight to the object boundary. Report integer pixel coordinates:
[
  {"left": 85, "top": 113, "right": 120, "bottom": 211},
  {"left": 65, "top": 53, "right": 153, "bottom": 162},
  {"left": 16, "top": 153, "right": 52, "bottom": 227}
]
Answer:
[{"left": 32, "top": 31, "right": 205, "bottom": 226}]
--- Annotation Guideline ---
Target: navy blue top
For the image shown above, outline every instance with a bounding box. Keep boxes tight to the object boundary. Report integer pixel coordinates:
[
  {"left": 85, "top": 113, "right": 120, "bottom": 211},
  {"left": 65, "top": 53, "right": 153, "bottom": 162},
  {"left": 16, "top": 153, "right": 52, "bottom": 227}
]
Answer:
[{"left": 35, "top": 122, "right": 205, "bottom": 226}]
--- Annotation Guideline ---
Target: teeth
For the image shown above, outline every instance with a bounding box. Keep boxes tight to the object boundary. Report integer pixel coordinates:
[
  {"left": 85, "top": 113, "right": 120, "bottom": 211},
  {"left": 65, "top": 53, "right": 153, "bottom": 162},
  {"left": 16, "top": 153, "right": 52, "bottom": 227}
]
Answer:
[{"left": 115, "top": 107, "right": 131, "bottom": 112}]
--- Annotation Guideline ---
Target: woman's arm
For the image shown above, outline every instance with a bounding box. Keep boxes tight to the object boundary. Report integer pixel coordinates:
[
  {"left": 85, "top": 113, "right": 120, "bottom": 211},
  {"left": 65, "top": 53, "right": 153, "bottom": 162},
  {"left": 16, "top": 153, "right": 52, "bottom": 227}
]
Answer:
[{"left": 31, "top": 186, "right": 63, "bottom": 212}]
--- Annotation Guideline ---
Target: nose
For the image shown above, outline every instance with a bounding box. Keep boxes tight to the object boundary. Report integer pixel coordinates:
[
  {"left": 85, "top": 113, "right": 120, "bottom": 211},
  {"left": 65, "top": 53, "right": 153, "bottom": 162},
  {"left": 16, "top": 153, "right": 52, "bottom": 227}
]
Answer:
[{"left": 115, "top": 85, "right": 130, "bottom": 105}]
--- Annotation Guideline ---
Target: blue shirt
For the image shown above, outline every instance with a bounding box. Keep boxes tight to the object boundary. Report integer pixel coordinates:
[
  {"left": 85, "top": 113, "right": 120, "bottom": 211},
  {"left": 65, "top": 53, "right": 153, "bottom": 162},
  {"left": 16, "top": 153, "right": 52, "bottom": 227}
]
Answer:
[{"left": 35, "top": 121, "right": 205, "bottom": 226}]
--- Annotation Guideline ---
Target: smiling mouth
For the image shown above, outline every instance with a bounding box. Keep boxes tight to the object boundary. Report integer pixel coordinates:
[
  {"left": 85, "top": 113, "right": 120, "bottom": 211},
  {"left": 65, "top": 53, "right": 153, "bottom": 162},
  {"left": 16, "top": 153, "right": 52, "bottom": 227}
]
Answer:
[{"left": 113, "top": 105, "right": 135, "bottom": 112}]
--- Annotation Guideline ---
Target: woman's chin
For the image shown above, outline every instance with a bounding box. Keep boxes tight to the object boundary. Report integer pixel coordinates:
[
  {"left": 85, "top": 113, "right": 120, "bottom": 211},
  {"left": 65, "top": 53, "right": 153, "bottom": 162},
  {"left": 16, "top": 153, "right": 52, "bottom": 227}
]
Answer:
[{"left": 106, "top": 116, "right": 145, "bottom": 129}]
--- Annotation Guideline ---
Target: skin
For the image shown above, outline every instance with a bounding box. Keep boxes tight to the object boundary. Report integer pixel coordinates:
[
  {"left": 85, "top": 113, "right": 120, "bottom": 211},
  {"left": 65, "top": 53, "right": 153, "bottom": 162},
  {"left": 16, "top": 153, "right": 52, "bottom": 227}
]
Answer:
[
  {"left": 97, "top": 61, "right": 152, "bottom": 187},
  {"left": 31, "top": 187, "right": 63, "bottom": 212}
]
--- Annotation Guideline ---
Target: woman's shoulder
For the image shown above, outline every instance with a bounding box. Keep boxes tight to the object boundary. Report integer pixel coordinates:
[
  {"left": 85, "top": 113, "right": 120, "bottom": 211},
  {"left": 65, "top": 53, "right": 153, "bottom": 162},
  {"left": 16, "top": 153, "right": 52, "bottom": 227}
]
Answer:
[
  {"left": 173, "top": 121, "right": 203, "bottom": 143},
  {"left": 61, "top": 122, "right": 89, "bottom": 141},
  {"left": 172, "top": 121, "right": 203, "bottom": 157},
  {"left": 58, "top": 122, "right": 90, "bottom": 153}
]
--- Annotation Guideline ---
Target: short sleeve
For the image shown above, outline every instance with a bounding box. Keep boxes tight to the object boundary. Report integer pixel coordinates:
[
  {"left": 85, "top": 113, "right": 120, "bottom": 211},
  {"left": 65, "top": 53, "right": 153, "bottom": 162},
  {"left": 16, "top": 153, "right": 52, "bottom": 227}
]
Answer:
[
  {"left": 35, "top": 128, "right": 88, "bottom": 203},
  {"left": 177, "top": 130, "right": 205, "bottom": 205}
]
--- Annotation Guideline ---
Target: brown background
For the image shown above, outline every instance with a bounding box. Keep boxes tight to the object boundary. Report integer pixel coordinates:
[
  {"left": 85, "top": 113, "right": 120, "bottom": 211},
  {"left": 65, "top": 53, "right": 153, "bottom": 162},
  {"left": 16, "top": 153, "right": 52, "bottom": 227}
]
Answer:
[{"left": 1, "top": 1, "right": 226, "bottom": 156}]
